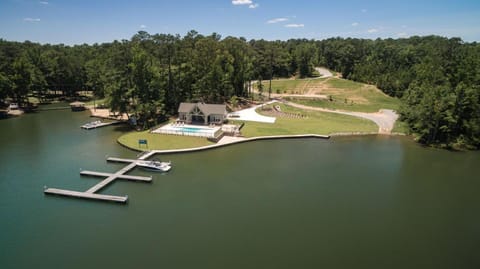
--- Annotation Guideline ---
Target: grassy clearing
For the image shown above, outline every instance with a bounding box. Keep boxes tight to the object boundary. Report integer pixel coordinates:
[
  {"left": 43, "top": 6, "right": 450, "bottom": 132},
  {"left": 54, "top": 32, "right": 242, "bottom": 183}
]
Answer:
[
  {"left": 288, "top": 79, "right": 400, "bottom": 112},
  {"left": 289, "top": 93, "right": 399, "bottom": 113},
  {"left": 326, "top": 78, "right": 364, "bottom": 90},
  {"left": 255, "top": 78, "right": 328, "bottom": 94},
  {"left": 234, "top": 103, "right": 377, "bottom": 137},
  {"left": 118, "top": 130, "right": 214, "bottom": 151},
  {"left": 257, "top": 77, "right": 401, "bottom": 113}
]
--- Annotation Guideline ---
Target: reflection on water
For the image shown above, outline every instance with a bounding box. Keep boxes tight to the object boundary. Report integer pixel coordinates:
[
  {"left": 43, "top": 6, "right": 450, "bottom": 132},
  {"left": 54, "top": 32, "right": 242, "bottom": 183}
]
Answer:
[{"left": 0, "top": 108, "right": 479, "bottom": 269}]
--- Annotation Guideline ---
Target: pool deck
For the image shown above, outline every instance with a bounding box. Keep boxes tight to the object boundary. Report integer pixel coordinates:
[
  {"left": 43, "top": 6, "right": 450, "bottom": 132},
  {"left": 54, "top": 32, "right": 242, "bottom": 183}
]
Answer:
[{"left": 152, "top": 123, "right": 221, "bottom": 138}]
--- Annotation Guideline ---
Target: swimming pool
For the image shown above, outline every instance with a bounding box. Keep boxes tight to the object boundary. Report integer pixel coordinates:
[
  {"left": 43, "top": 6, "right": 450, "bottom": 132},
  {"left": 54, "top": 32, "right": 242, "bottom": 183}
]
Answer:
[{"left": 152, "top": 124, "right": 222, "bottom": 138}]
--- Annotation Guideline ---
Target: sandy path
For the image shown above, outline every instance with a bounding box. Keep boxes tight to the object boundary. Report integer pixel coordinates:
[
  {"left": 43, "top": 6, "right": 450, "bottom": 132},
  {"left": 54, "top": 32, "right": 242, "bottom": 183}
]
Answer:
[
  {"left": 315, "top": 67, "right": 333, "bottom": 78},
  {"left": 284, "top": 101, "right": 398, "bottom": 134}
]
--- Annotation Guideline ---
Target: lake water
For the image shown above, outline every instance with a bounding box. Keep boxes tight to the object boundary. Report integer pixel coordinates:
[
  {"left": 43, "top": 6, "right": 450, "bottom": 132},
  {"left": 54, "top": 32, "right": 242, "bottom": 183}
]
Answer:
[{"left": 1, "top": 107, "right": 479, "bottom": 269}]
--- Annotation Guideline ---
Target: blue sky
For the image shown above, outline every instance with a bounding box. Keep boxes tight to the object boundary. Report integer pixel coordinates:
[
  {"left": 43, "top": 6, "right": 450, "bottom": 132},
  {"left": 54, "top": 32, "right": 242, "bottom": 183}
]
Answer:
[{"left": 1, "top": 0, "right": 479, "bottom": 45}]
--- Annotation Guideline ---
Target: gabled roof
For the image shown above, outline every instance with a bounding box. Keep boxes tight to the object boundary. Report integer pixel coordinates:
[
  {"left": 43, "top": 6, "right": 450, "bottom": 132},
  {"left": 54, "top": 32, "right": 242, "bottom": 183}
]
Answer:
[
  {"left": 178, "top": 102, "right": 226, "bottom": 115},
  {"left": 178, "top": 103, "right": 196, "bottom": 113}
]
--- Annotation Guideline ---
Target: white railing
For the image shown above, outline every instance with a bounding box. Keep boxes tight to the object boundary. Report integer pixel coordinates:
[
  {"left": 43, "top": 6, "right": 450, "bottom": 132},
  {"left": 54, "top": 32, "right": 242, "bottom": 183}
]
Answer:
[{"left": 152, "top": 129, "right": 218, "bottom": 138}]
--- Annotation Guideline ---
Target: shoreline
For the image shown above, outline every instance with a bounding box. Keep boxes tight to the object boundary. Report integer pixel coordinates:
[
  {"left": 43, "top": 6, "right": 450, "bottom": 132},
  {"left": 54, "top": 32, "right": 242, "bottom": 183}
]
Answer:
[
  {"left": 116, "top": 131, "right": 410, "bottom": 156},
  {"left": 117, "top": 134, "right": 331, "bottom": 155}
]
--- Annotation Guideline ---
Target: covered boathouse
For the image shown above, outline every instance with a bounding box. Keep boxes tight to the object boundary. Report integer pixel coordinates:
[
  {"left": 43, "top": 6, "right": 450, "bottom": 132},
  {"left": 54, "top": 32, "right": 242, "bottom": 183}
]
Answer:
[{"left": 178, "top": 102, "right": 227, "bottom": 125}]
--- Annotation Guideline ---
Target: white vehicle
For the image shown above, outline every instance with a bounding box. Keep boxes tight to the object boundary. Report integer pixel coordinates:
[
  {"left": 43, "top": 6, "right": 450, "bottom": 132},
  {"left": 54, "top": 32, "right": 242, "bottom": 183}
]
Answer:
[{"left": 136, "top": 159, "right": 172, "bottom": 172}]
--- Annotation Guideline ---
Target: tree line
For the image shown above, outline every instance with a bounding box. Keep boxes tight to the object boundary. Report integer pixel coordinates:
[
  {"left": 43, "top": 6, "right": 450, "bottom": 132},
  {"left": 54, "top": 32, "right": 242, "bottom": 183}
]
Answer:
[{"left": 0, "top": 31, "right": 478, "bottom": 149}]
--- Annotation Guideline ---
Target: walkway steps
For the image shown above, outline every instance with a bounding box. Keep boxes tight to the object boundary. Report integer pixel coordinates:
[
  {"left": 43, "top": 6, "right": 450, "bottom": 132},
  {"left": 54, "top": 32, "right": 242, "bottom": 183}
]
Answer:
[
  {"left": 44, "top": 188, "right": 128, "bottom": 203},
  {"left": 80, "top": 170, "right": 152, "bottom": 181}
]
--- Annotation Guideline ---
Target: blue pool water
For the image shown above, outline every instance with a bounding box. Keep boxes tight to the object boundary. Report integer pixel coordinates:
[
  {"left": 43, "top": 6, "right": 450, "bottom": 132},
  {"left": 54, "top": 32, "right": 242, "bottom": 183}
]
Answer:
[{"left": 172, "top": 126, "right": 212, "bottom": 133}]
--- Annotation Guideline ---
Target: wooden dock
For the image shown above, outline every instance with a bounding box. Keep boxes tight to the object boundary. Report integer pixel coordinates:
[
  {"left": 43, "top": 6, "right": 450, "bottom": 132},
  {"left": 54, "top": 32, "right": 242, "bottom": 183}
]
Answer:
[
  {"left": 44, "top": 157, "right": 151, "bottom": 204},
  {"left": 80, "top": 170, "right": 152, "bottom": 181},
  {"left": 44, "top": 188, "right": 128, "bottom": 203},
  {"left": 106, "top": 157, "right": 138, "bottom": 163},
  {"left": 81, "top": 121, "right": 120, "bottom": 130}
]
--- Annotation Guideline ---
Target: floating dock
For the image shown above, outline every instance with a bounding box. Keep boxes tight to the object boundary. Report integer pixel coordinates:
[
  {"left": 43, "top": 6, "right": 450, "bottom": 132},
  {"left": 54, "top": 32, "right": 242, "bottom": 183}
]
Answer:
[
  {"left": 44, "top": 154, "right": 153, "bottom": 203},
  {"left": 44, "top": 188, "right": 128, "bottom": 203},
  {"left": 81, "top": 120, "right": 120, "bottom": 130}
]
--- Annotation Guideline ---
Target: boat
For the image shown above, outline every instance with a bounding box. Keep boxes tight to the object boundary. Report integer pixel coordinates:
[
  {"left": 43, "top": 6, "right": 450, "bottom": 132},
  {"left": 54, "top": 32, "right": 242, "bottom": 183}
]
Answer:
[
  {"left": 136, "top": 159, "right": 172, "bottom": 172},
  {"left": 81, "top": 120, "right": 103, "bottom": 129},
  {"left": 70, "top": 101, "right": 86, "bottom": 111}
]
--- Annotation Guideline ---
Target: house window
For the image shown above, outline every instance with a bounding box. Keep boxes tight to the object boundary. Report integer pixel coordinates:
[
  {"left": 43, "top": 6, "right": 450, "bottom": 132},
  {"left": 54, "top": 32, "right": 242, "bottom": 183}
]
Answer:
[{"left": 192, "top": 107, "right": 204, "bottom": 116}]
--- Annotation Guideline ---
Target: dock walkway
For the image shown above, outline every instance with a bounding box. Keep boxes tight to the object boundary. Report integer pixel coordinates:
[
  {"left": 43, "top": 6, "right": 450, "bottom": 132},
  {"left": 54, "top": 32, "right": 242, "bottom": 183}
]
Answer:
[
  {"left": 44, "top": 157, "right": 152, "bottom": 203},
  {"left": 81, "top": 120, "right": 120, "bottom": 130}
]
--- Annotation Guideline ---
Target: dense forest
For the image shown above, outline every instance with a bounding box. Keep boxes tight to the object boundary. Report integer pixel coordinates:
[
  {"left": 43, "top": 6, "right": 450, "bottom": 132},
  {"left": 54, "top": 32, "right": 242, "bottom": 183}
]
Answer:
[{"left": 0, "top": 31, "right": 479, "bottom": 149}]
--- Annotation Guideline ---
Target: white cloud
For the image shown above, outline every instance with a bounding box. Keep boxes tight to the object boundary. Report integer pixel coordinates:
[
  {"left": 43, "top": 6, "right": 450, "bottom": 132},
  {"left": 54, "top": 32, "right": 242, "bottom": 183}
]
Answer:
[
  {"left": 232, "top": 0, "right": 252, "bottom": 5},
  {"left": 249, "top": 3, "right": 259, "bottom": 9},
  {"left": 352, "top": 22, "right": 359, "bottom": 27},
  {"left": 285, "top": 23, "right": 304, "bottom": 28},
  {"left": 140, "top": 25, "right": 147, "bottom": 29},
  {"left": 397, "top": 32, "right": 408, "bottom": 37},
  {"left": 39, "top": 1, "right": 49, "bottom": 4},
  {"left": 24, "top": 18, "right": 41, "bottom": 22},
  {"left": 367, "top": 28, "right": 378, "bottom": 33},
  {"left": 267, "top": 17, "right": 288, "bottom": 24}
]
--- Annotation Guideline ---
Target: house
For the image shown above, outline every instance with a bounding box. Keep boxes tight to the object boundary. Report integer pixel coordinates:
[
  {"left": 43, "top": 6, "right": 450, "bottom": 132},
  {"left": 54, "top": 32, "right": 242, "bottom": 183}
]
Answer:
[{"left": 178, "top": 102, "right": 227, "bottom": 125}]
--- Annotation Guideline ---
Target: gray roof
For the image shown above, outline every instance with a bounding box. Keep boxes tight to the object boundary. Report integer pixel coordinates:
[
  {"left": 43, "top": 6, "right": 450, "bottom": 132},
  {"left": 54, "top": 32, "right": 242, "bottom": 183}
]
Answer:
[{"left": 178, "top": 102, "right": 226, "bottom": 115}]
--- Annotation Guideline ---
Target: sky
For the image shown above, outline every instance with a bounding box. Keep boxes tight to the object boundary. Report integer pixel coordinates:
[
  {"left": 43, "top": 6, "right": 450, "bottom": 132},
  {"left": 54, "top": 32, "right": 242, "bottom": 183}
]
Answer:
[{"left": 1, "top": 0, "right": 479, "bottom": 45}]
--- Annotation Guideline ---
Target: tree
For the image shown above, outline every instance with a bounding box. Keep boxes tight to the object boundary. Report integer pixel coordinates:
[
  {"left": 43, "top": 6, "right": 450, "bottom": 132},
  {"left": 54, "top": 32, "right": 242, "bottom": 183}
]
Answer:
[
  {"left": 295, "top": 43, "right": 316, "bottom": 78},
  {"left": 129, "top": 45, "right": 165, "bottom": 128},
  {"left": 10, "top": 54, "right": 34, "bottom": 104}
]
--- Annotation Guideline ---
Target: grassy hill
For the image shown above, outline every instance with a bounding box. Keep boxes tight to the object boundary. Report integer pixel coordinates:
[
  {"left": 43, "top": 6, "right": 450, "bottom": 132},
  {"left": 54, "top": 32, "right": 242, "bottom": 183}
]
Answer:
[{"left": 256, "top": 77, "right": 400, "bottom": 113}]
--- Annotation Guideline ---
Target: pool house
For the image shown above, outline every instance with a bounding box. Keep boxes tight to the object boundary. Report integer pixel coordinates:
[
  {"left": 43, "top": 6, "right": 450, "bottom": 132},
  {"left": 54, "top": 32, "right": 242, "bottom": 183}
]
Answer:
[
  {"left": 151, "top": 102, "right": 227, "bottom": 139},
  {"left": 177, "top": 102, "right": 227, "bottom": 125}
]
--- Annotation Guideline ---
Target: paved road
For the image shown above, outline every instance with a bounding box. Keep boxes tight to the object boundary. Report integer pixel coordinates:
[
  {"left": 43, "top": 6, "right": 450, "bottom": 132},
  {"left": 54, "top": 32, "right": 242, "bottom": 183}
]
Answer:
[{"left": 227, "top": 101, "right": 277, "bottom": 123}]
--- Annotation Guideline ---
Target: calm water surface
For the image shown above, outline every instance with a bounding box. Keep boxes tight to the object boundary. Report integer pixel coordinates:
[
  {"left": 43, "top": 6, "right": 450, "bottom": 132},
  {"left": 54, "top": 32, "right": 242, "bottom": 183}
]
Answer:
[{"left": 0, "top": 107, "right": 479, "bottom": 269}]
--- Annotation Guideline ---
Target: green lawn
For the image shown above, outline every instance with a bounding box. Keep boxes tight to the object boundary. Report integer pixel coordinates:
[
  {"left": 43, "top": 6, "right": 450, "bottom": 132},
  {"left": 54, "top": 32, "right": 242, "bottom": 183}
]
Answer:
[
  {"left": 289, "top": 94, "right": 400, "bottom": 113},
  {"left": 118, "top": 130, "right": 214, "bottom": 151},
  {"left": 234, "top": 103, "right": 377, "bottom": 137},
  {"left": 325, "top": 78, "right": 364, "bottom": 90},
  {"left": 118, "top": 103, "right": 378, "bottom": 150},
  {"left": 255, "top": 78, "right": 328, "bottom": 94}
]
